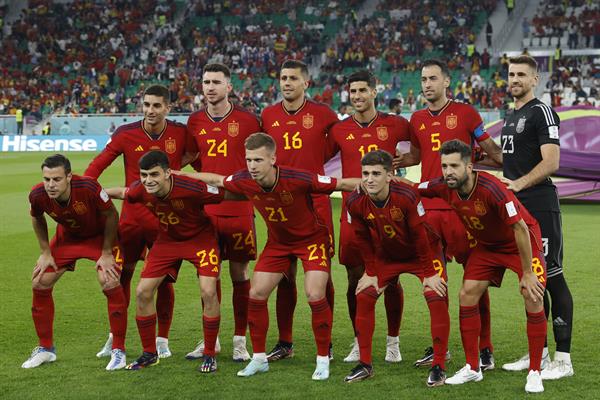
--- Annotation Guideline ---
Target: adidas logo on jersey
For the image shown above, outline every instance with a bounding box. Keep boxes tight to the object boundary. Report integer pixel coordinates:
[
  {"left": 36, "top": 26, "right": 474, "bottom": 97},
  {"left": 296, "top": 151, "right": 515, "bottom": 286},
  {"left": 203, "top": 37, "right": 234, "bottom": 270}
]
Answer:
[
  {"left": 367, "top": 213, "right": 375, "bottom": 220},
  {"left": 419, "top": 123, "right": 426, "bottom": 131},
  {"left": 271, "top": 121, "right": 280, "bottom": 127},
  {"left": 319, "top": 261, "right": 328, "bottom": 267},
  {"left": 135, "top": 145, "right": 144, "bottom": 151},
  {"left": 198, "top": 129, "right": 207, "bottom": 135},
  {"left": 346, "top": 133, "right": 355, "bottom": 140}
]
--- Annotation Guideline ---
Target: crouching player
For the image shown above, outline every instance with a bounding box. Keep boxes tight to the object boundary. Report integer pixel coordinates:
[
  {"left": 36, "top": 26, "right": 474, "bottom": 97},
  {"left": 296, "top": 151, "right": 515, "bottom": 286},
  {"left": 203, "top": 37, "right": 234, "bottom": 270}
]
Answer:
[
  {"left": 343, "top": 150, "right": 450, "bottom": 386},
  {"left": 179, "top": 132, "right": 360, "bottom": 380},
  {"left": 107, "top": 150, "right": 224, "bottom": 373},
  {"left": 418, "top": 140, "right": 547, "bottom": 393},
  {"left": 23, "top": 154, "right": 128, "bottom": 371}
]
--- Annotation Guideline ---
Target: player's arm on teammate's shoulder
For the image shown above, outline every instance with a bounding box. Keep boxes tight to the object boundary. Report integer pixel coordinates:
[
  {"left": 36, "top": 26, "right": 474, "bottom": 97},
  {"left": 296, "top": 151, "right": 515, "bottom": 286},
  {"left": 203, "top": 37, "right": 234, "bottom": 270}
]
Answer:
[
  {"left": 476, "top": 137, "right": 503, "bottom": 167},
  {"left": 500, "top": 143, "right": 559, "bottom": 192},
  {"left": 105, "top": 187, "right": 127, "bottom": 200},
  {"left": 335, "top": 177, "right": 362, "bottom": 192},
  {"left": 394, "top": 144, "right": 421, "bottom": 168},
  {"left": 98, "top": 204, "right": 120, "bottom": 281},
  {"left": 512, "top": 218, "right": 544, "bottom": 302},
  {"left": 171, "top": 170, "right": 226, "bottom": 187},
  {"left": 31, "top": 214, "right": 57, "bottom": 281}
]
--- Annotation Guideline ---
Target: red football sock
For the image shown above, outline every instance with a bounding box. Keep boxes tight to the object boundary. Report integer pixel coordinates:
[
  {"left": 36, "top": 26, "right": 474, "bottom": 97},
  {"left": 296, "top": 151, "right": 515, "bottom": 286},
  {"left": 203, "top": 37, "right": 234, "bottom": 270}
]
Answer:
[
  {"left": 232, "top": 280, "right": 250, "bottom": 336},
  {"left": 156, "top": 281, "right": 174, "bottom": 339},
  {"left": 384, "top": 282, "right": 403, "bottom": 337},
  {"left": 103, "top": 286, "right": 128, "bottom": 351},
  {"left": 355, "top": 286, "right": 379, "bottom": 365},
  {"left": 276, "top": 277, "right": 297, "bottom": 343},
  {"left": 425, "top": 290, "right": 450, "bottom": 369},
  {"left": 248, "top": 298, "right": 268, "bottom": 353},
  {"left": 459, "top": 304, "right": 481, "bottom": 370},
  {"left": 308, "top": 298, "right": 332, "bottom": 357},
  {"left": 32, "top": 288, "right": 54, "bottom": 348},
  {"left": 346, "top": 281, "right": 358, "bottom": 336},
  {"left": 202, "top": 315, "right": 221, "bottom": 357},
  {"left": 119, "top": 267, "right": 135, "bottom": 307},
  {"left": 478, "top": 289, "right": 493, "bottom": 351},
  {"left": 527, "top": 310, "right": 547, "bottom": 371},
  {"left": 136, "top": 314, "right": 157, "bottom": 354}
]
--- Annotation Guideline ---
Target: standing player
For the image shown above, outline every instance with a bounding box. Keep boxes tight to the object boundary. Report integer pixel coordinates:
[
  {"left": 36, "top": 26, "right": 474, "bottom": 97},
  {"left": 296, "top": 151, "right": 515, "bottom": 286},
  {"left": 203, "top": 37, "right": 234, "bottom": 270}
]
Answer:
[
  {"left": 261, "top": 59, "right": 339, "bottom": 361},
  {"left": 343, "top": 150, "right": 450, "bottom": 386},
  {"left": 180, "top": 132, "right": 360, "bottom": 380},
  {"left": 107, "top": 151, "right": 224, "bottom": 373},
  {"left": 22, "top": 154, "right": 128, "bottom": 371},
  {"left": 185, "top": 63, "right": 260, "bottom": 361},
  {"left": 85, "top": 85, "right": 189, "bottom": 359},
  {"left": 500, "top": 55, "right": 574, "bottom": 379},
  {"left": 418, "top": 140, "right": 547, "bottom": 393},
  {"left": 326, "top": 70, "right": 410, "bottom": 363},
  {"left": 397, "top": 59, "right": 502, "bottom": 369}
]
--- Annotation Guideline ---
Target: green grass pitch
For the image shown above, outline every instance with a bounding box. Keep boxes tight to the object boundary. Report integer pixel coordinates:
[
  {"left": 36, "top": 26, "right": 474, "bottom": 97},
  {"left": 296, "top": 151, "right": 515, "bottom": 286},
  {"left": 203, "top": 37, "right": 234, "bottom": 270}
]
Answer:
[{"left": 1, "top": 152, "right": 598, "bottom": 399}]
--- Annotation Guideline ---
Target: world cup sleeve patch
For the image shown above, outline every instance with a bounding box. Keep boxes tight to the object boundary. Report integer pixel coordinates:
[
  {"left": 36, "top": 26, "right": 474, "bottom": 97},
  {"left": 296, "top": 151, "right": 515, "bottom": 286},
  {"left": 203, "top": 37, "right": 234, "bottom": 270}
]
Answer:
[
  {"left": 207, "top": 184, "right": 219, "bottom": 194},
  {"left": 418, "top": 181, "right": 429, "bottom": 189},
  {"left": 505, "top": 200, "right": 517, "bottom": 217},
  {"left": 100, "top": 189, "right": 110, "bottom": 202},
  {"left": 548, "top": 125, "right": 559, "bottom": 139},
  {"left": 318, "top": 175, "right": 332, "bottom": 184}
]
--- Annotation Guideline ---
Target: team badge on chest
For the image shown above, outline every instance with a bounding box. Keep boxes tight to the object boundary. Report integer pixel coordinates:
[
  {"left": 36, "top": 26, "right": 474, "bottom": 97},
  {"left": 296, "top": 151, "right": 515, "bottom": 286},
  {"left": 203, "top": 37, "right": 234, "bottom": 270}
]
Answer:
[
  {"left": 474, "top": 200, "right": 487, "bottom": 216},
  {"left": 279, "top": 191, "right": 294, "bottom": 205},
  {"left": 390, "top": 206, "right": 404, "bottom": 221},
  {"left": 376, "top": 126, "right": 388, "bottom": 140},
  {"left": 516, "top": 117, "right": 526, "bottom": 133},
  {"left": 73, "top": 201, "right": 88, "bottom": 215},
  {"left": 446, "top": 115, "right": 457, "bottom": 129},
  {"left": 228, "top": 121, "right": 239, "bottom": 137},
  {"left": 165, "top": 138, "right": 176, "bottom": 154},
  {"left": 302, "top": 113, "right": 314, "bottom": 129}
]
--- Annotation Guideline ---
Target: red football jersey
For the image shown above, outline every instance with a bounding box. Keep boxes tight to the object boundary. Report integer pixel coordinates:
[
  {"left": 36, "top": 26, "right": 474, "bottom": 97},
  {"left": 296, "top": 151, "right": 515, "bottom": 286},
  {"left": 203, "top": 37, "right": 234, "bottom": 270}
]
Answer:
[
  {"left": 223, "top": 166, "right": 338, "bottom": 245},
  {"left": 262, "top": 98, "right": 339, "bottom": 174},
  {"left": 85, "top": 119, "right": 189, "bottom": 225},
  {"left": 418, "top": 171, "right": 541, "bottom": 253},
  {"left": 346, "top": 181, "right": 435, "bottom": 277},
  {"left": 124, "top": 174, "right": 224, "bottom": 242},
  {"left": 29, "top": 175, "right": 114, "bottom": 239},
  {"left": 186, "top": 103, "right": 260, "bottom": 216}
]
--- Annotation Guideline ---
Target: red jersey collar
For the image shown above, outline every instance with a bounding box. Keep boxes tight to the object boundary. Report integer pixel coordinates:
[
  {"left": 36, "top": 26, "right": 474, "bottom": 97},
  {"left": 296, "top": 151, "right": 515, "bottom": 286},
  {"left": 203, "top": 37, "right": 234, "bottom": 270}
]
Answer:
[
  {"left": 281, "top": 98, "right": 307, "bottom": 115},
  {"left": 206, "top": 101, "right": 234, "bottom": 122},
  {"left": 141, "top": 119, "right": 167, "bottom": 141},
  {"left": 427, "top": 100, "right": 452, "bottom": 118},
  {"left": 351, "top": 111, "right": 379, "bottom": 128}
]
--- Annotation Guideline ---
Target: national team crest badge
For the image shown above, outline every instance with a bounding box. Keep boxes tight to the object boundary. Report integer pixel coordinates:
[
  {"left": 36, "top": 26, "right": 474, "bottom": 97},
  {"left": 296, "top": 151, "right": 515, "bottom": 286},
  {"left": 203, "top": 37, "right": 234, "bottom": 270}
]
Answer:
[
  {"left": 228, "top": 121, "right": 239, "bottom": 137},
  {"left": 376, "top": 126, "right": 388, "bottom": 140},
  {"left": 73, "top": 201, "right": 88, "bottom": 215},
  {"left": 390, "top": 207, "right": 404, "bottom": 221},
  {"left": 474, "top": 200, "right": 487, "bottom": 216},
  {"left": 446, "top": 115, "right": 457, "bottom": 129},
  {"left": 165, "top": 138, "right": 176, "bottom": 154},
  {"left": 171, "top": 199, "right": 185, "bottom": 210},
  {"left": 302, "top": 114, "right": 314, "bottom": 129},
  {"left": 279, "top": 191, "right": 294, "bottom": 205},
  {"left": 516, "top": 117, "right": 526, "bottom": 133}
]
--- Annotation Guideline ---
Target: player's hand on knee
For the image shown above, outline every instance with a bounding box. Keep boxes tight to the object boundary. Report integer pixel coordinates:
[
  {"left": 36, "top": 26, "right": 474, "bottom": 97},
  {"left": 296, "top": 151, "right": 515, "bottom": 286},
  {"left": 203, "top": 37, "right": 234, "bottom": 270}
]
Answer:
[
  {"left": 423, "top": 274, "right": 448, "bottom": 298},
  {"left": 96, "top": 254, "right": 120, "bottom": 282},
  {"left": 519, "top": 272, "right": 544, "bottom": 302},
  {"left": 32, "top": 252, "right": 57, "bottom": 283},
  {"left": 356, "top": 273, "right": 379, "bottom": 295}
]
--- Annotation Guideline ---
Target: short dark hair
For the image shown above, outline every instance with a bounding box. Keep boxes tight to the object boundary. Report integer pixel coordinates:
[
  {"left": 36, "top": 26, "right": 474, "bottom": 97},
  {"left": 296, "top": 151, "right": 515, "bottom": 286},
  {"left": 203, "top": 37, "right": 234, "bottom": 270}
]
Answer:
[
  {"left": 388, "top": 98, "right": 401, "bottom": 110},
  {"left": 347, "top": 70, "right": 376, "bottom": 89},
  {"left": 143, "top": 85, "right": 171, "bottom": 103},
  {"left": 422, "top": 58, "right": 450, "bottom": 78},
  {"left": 281, "top": 59, "right": 309, "bottom": 78},
  {"left": 509, "top": 55, "right": 538, "bottom": 72},
  {"left": 203, "top": 63, "right": 231, "bottom": 79},
  {"left": 440, "top": 139, "right": 472, "bottom": 163},
  {"left": 138, "top": 150, "right": 170, "bottom": 170},
  {"left": 361, "top": 150, "right": 393, "bottom": 172},
  {"left": 245, "top": 132, "right": 276, "bottom": 153},
  {"left": 41, "top": 154, "right": 71, "bottom": 174}
]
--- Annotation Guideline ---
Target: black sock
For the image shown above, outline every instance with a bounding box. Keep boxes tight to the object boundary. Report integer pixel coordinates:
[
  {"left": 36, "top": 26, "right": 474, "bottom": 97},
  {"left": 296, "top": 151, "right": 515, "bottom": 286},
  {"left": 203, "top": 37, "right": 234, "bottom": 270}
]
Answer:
[{"left": 546, "top": 273, "right": 574, "bottom": 353}]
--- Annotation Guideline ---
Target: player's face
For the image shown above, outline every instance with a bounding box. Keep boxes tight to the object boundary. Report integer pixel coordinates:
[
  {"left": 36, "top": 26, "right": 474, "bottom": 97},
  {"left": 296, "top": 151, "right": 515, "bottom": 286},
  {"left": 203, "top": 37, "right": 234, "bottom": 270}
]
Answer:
[
  {"left": 202, "top": 71, "right": 232, "bottom": 105},
  {"left": 42, "top": 166, "right": 72, "bottom": 200},
  {"left": 508, "top": 63, "right": 538, "bottom": 99},
  {"left": 143, "top": 95, "right": 170, "bottom": 127},
  {"left": 441, "top": 153, "right": 472, "bottom": 190},
  {"left": 140, "top": 166, "right": 171, "bottom": 196},
  {"left": 361, "top": 164, "right": 392, "bottom": 197},
  {"left": 279, "top": 68, "right": 308, "bottom": 102},
  {"left": 421, "top": 65, "right": 449, "bottom": 103},
  {"left": 349, "top": 81, "right": 376, "bottom": 113},
  {"left": 245, "top": 146, "right": 276, "bottom": 183}
]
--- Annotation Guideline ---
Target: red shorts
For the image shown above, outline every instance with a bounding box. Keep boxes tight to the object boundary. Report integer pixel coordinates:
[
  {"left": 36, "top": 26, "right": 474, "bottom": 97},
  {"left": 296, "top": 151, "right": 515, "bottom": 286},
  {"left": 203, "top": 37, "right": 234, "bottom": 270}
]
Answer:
[
  {"left": 141, "top": 234, "right": 220, "bottom": 282},
  {"left": 208, "top": 214, "right": 257, "bottom": 263},
  {"left": 377, "top": 248, "right": 447, "bottom": 287},
  {"left": 464, "top": 229, "right": 547, "bottom": 288},
  {"left": 338, "top": 215, "right": 364, "bottom": 268},
  {"left": 313, "top": 195, "right": 335, "bottom": 254},
  {"left": 118, "top": 221, "right": 158, "bottom": 264},
  {"left": 254, "top": 235, "right": 332, "bottom": 276},
  {"left": 424, "top": 208, "right": 474, "bottom": 265},
  {"left": 47, "top": 230, "right": 123, "bottom": 273}
]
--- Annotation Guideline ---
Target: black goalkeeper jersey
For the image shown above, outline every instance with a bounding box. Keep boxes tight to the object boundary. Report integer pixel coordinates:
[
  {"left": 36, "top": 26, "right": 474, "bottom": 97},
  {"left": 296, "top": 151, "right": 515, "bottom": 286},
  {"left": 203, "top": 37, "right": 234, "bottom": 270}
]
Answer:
[{"left": 501, "top": 98, "right": 561, "bottom": 211}]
